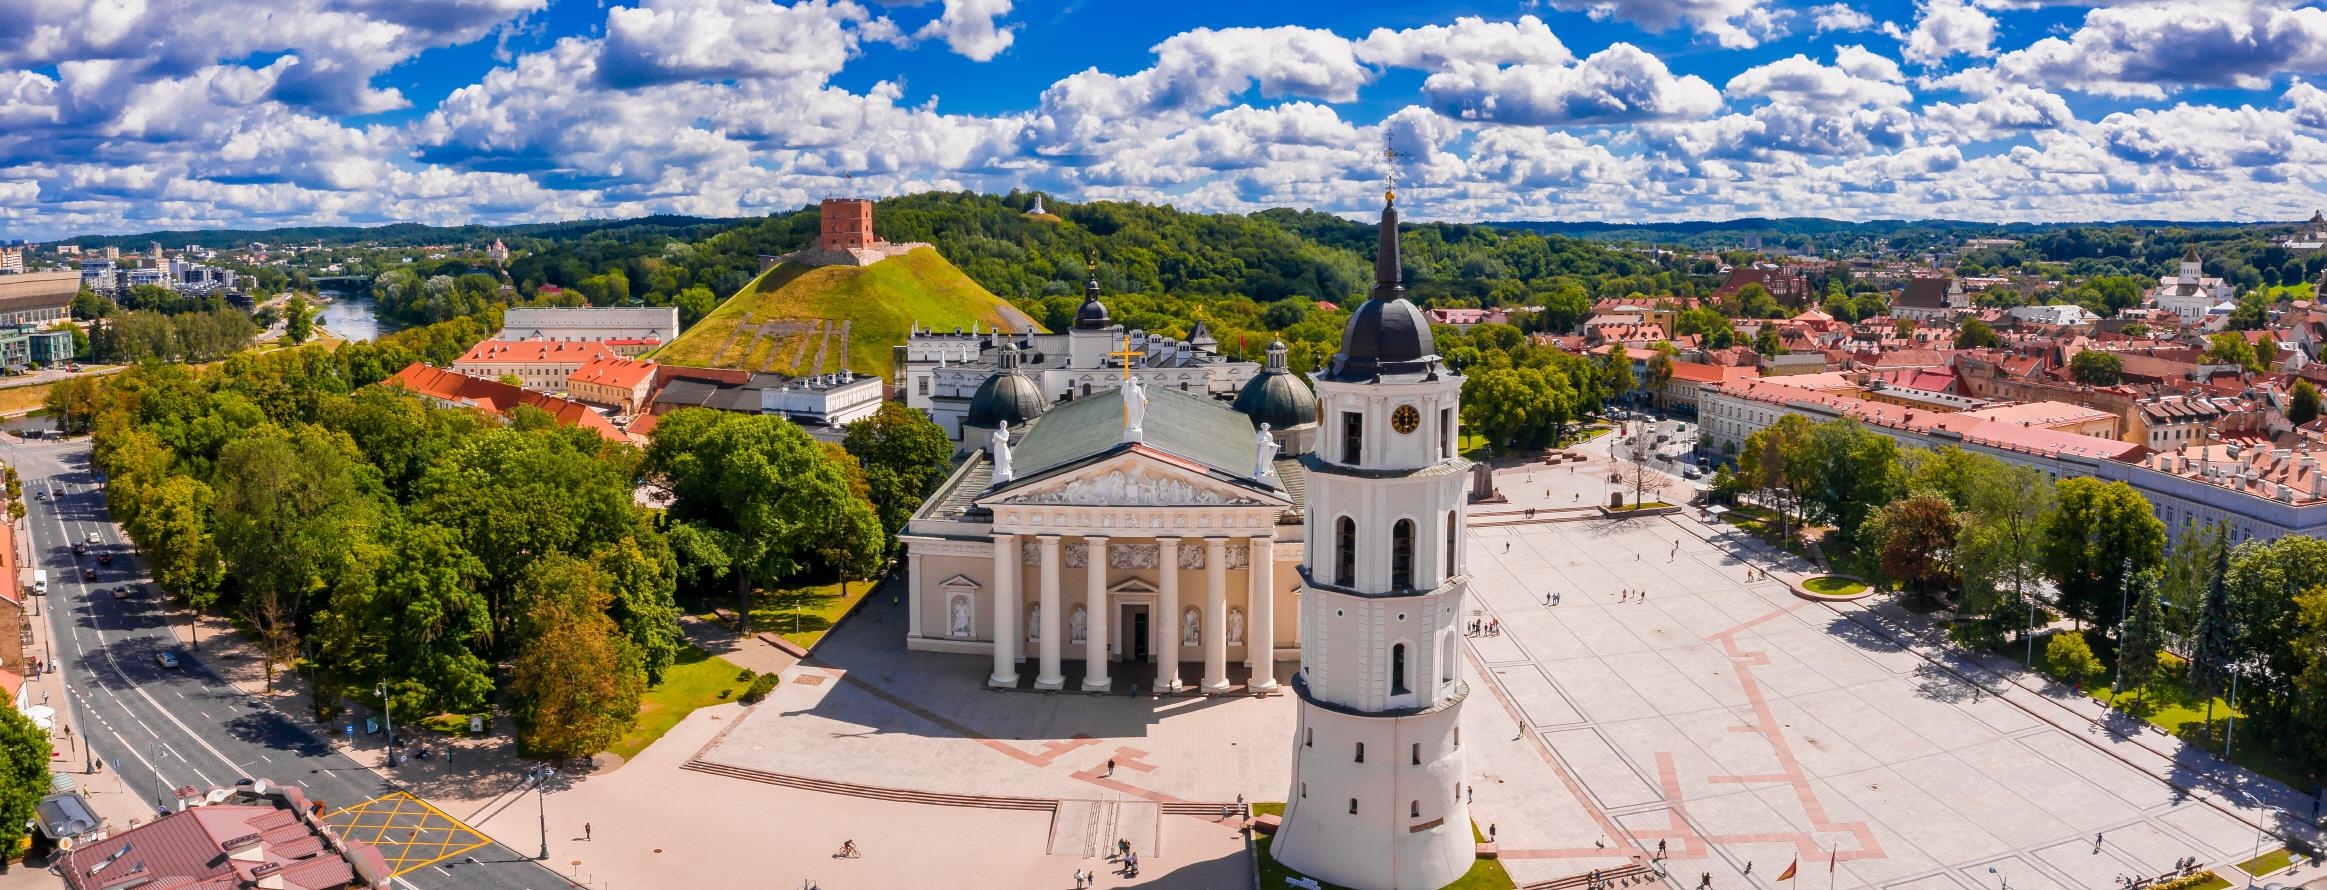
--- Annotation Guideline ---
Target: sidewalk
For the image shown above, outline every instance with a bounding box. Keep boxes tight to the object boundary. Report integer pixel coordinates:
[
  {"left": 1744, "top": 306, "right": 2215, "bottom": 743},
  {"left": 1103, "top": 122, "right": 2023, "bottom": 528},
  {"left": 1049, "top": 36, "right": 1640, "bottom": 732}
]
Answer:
[{"left": 1662, "top": 509, "right": 2327, "bottom": 868}]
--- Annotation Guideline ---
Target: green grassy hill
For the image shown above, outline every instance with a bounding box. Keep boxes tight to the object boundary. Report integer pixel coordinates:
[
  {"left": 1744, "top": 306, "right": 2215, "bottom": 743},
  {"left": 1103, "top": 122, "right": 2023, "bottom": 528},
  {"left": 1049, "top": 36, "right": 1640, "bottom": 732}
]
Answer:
[{"left": 652, "top": 246, "right": 1031, "bottom": 380}]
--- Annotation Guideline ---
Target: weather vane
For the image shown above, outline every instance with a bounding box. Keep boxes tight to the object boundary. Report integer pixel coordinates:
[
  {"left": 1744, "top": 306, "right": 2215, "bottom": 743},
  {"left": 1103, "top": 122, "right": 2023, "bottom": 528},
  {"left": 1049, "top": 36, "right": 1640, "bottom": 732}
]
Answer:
[{"left": 1381, "top": 135, "right": 1402, "bottom": 206}]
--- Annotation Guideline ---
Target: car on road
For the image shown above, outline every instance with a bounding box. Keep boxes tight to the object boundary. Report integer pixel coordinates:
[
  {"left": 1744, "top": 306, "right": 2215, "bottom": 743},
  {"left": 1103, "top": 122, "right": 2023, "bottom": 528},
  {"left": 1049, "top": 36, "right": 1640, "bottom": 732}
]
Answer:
[
  {"left": 155, "top": 652, "right": 180, "bottom": 669},
  {"left": 1683, "top": 466, "right": 1703, "bottom": 480},
  {"left": 110, "top": 585, "right": 129, "bottom": 599},
  {"left": 33, "top": 490, "right": 43, "bottom": 501},
  {"left": 97, "top": 552, "right": 112, "bottom": 565},
  {"left": 80, "top": 567, "right": 95, "bottom": 580},
  {"left": 86, "top": 532, "right": 100, "bottom": 545},
  {"left": 71, "top": 542, "right": 85, "bottom": 556}
]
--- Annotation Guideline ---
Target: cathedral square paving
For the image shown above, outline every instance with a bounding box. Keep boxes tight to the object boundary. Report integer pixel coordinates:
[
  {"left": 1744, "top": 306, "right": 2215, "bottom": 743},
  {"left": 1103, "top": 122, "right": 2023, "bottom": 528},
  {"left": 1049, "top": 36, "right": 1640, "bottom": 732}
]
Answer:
[{"left": 659, "top": 455, "right": 2316, "bottom": 890}]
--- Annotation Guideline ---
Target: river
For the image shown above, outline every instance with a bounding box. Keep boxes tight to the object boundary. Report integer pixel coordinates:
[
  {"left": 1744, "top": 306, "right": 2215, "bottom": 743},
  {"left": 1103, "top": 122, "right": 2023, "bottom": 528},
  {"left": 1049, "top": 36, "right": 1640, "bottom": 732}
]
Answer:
[{"left": 314, "top": 291, "right": 400, "bottom": 342}]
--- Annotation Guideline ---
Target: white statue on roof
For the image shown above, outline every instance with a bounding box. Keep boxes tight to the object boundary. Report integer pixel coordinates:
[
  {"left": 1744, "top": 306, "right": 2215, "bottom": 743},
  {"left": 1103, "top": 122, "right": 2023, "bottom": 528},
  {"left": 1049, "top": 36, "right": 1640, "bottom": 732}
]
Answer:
[
  {"left": 1121, "top": 374, "right": 1147, "bottom": 443},
  {"left": 991, "top": 420, "right": 1014, "bottom": 483},
  {"left": 1255, "top": 423, "right": 1279, "bottom": 478}
]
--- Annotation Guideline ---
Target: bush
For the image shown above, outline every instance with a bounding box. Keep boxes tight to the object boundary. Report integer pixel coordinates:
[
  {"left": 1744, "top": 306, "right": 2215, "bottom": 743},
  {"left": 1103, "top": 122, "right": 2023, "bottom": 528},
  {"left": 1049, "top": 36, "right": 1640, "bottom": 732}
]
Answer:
[
  {"left": 739, "top": 673, "right": 780, "bottom": 704},
  {"left": 2047, "top": 632, "right": 2104, "bottom": 686}
]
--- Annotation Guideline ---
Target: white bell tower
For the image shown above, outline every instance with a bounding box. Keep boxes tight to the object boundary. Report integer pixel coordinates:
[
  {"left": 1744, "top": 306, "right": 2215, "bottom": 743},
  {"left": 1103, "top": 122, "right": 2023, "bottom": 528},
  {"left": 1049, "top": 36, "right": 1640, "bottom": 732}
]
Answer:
[{"left": 1271, "top": 189, "right": 1475, "bottom": 890}]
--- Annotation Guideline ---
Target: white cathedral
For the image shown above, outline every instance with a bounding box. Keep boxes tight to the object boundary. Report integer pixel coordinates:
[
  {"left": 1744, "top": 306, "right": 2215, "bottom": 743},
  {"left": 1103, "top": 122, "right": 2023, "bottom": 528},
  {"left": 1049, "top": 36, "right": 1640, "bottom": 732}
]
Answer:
[{"left": 897, "top": 192, "right": 1476, "bottom": 890}]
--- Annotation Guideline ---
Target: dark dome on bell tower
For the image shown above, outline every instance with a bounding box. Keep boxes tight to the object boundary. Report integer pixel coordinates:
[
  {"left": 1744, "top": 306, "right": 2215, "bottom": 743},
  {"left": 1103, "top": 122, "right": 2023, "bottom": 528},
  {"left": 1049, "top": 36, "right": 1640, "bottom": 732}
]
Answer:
[
  {"left": 1322, "top": 193, "right": 1439, "bottom": 383},
  {"left": 1073, "top": 264, "right": 1112, "bottom": 330}
]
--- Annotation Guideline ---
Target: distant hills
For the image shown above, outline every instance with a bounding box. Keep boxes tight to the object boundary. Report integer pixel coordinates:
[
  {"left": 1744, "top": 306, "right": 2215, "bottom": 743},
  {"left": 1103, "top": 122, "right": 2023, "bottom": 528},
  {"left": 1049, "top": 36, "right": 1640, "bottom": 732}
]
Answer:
[{"left": 57, "top": 214, "right": 745, "bottom": 251}]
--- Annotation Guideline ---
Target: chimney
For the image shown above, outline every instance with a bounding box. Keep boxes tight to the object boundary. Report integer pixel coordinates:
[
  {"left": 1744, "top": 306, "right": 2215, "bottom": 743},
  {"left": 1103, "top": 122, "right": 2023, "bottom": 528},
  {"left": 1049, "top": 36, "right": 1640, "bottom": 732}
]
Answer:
[
  {"left": 223, "top": 833, "right": 265, "bottom": 862},
  {"left": 252, "top": 860, "right": 286, "bottom": 890}
]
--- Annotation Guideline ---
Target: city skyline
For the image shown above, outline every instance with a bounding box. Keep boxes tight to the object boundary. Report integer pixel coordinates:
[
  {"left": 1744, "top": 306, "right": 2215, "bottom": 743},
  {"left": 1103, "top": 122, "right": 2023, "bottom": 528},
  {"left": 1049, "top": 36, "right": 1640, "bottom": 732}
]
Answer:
[{"left": 7, "top": 0, "right": 2327, "bottom": 239}]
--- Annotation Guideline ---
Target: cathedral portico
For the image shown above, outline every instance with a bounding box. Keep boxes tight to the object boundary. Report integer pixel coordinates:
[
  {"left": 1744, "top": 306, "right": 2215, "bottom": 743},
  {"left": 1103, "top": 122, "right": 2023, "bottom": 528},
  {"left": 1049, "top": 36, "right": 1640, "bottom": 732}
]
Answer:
[{"left": 902, "top": 378, "right": 1313, "bottom": 693}]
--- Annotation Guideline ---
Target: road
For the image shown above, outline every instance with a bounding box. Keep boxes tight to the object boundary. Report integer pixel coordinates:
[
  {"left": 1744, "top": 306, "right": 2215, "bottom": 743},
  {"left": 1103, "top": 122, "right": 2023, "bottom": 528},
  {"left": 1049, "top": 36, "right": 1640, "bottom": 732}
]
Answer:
[{"left": 14, "top": 437, "right": 569, "bottom": 890}]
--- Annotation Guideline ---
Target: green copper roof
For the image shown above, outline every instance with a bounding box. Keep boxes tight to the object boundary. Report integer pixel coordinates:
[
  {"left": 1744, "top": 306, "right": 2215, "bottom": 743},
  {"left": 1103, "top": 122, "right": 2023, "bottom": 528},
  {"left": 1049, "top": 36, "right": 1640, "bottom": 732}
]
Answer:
[{"left": 999, "top": 383, "right": 1279, "bottom": 492}]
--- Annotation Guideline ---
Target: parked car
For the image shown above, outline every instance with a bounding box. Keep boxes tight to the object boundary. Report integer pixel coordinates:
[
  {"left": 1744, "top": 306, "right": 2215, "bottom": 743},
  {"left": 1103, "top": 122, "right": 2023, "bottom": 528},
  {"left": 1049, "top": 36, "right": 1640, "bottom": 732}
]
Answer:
[{"left": 155, "top": 652, "right": 180, "bottom": 669}]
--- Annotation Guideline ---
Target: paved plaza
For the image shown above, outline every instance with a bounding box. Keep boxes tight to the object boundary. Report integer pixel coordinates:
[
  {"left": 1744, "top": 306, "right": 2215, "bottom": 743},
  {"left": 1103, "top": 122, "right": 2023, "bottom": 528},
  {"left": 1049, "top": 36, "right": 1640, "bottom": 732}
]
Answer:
[{"left": 595, "top": 445, "right": 2323, "bottom": 890}]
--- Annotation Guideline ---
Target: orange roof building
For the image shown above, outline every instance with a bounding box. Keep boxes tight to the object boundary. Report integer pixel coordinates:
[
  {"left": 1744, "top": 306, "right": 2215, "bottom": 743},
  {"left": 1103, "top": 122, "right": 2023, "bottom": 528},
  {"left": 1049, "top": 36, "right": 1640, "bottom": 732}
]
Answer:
[
  {"left": 387, "top": 363, "right": 624, "bottom": 442},
  {"left": 451, "top": 340, "right": 616, "bottom": 395},
  {"left": 567, "top": 356, "right": 659, "bottom": 414}
]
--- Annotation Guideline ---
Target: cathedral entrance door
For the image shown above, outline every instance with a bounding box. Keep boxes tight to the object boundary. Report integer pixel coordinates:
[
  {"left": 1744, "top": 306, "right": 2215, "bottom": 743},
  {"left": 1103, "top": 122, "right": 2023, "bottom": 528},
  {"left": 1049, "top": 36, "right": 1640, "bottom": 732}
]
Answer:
[{"left": 1126, "top": 606, "right": 1150, "bottom": 663}]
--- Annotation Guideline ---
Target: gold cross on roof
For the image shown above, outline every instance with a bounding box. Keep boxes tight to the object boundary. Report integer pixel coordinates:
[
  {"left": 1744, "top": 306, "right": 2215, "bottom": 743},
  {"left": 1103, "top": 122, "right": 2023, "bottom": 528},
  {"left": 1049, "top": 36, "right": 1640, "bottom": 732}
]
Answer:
[{"left": 1109, "top": 334, "right": 1143, "bottom": 427}]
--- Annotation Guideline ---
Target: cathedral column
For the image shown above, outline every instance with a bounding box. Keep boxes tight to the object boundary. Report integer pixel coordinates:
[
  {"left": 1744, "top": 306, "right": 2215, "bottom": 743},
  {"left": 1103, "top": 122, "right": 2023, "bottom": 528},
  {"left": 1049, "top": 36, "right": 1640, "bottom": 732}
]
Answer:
[
  {"left": 1035, "top": 534, "right": 1065, "bottom": 690},
  {"left": 1202, "top": 537, "right": 1231, "bottom": 693},
  {"left": 1247, "top": 534, "right": 1277, "bottom": 691},
  {"left": 1081, "top": 535, "right": 1112, "bottom": 692},
  {"left": 906, "top": 549, "right": 925, "bottom": 640},
  {"left": 988, "top": 534, "right": 1019, "bottom": 688},
  {"left": 1157, "top": 537, "right": 1182, "bottom": 692}
]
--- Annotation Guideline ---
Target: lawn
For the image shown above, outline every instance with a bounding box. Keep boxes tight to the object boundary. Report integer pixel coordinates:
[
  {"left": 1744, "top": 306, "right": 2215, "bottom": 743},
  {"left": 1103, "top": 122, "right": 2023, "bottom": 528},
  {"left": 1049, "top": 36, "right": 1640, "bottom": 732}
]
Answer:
[
  {"left": 1802, "top": 576, "right": 1869, "bottom": 596},
  {"left": 0, "top": 381, "right": 52, "bottom": 416},
  {"left": 745, "top": 578, "right": 875, "bottom": 650},
  {"left": 604, "top": 645, "right": 754, "bottom": 760},
  {"left": 652, "top": 247, "right": 1025, "bottom": 380},
  {"left": 2022, "top": 633, "right": 2310, "bottom": 788},
  {"left": 2237, "top": 848, "right": 2293, "bottom": 877},
  {"left": 1249, "top": 803, "right": 1515, "bottom": 890}
]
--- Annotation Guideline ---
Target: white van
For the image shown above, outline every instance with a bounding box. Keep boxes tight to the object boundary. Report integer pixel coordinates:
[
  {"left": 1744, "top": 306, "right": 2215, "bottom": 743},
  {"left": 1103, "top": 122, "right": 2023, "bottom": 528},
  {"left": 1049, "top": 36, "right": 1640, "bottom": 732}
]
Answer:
[{"left": 31, "top": 570, "right": 46, "bottom": 595}]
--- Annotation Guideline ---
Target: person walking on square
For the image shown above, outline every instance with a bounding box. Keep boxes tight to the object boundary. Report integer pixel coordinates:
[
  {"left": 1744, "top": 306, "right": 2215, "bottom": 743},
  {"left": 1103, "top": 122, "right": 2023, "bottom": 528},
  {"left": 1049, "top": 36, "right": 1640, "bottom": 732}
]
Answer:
[
  {"left": 1106, "top": 758, "right": 1116, "bottom": 777},
  {"left": 1744, "top": 860, "right": 1753, "bottom": 875},
  {"left": 1466, "top": 785, "right": 1473, "bottom": 803},
  {"left": 584, "top": 823, "right": 592, "bottom": 841},
  {"left": 1658, "top": 839, "right": 1667, "bottom": 859}
]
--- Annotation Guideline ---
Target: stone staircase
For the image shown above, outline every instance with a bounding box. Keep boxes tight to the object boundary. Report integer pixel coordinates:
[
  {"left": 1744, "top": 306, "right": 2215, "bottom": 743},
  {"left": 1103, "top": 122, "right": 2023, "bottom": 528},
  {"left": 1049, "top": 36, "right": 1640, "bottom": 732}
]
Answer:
[{"left": 1522, "top": 862, "right": 1661, "bottom": 890}]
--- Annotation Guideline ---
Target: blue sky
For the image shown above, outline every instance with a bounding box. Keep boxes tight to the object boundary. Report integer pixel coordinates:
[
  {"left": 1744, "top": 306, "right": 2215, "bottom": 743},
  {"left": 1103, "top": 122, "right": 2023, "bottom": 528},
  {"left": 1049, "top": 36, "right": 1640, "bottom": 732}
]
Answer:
[{"left": 5, "top": 0, "right": 2327, "bottom": 240}]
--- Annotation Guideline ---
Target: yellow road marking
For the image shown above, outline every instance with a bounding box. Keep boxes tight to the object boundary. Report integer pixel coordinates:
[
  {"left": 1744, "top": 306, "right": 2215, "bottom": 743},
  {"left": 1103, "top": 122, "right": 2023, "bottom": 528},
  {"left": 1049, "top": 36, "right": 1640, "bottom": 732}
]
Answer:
[{"left": 321, "top": 791, "right": 495, "bottom": 876}]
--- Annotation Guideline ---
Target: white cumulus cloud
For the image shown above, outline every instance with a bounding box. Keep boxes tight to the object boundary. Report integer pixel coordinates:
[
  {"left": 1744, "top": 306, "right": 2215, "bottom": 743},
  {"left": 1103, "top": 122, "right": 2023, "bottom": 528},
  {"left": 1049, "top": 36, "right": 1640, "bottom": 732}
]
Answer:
[{"left": 1421, "top": 44, "right": 1722, "bottom": 126}]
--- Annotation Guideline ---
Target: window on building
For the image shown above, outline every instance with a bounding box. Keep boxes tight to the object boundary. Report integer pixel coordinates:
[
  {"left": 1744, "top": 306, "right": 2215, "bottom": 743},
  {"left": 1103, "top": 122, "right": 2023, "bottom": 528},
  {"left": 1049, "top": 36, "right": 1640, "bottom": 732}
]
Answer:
[
  {"left": 1440, "top": 407, "right": 1454, "bottom": 458},
  {"left": 1305, "top": 727, "right": 1312, "bottom": 747},
  {"left": 1391, "top": 643, "right": 1410, "bottom": 696},
  {"left": 1411, "top": 801, "right": 1421, "bottom": 818},
  {"left": 917, "top": 377, "right": 929, "bottom": 395},
  {"left": 1391, "top": 520, "right": 1414, "bottom": 589},
  {"left": 1411, "top": 743, "right": 1421, "bottom": 765},
  {"left": 1342, "top": 412, "right": 1364, "bottom": 464},
  {"left": 1335, "top": 517, "right": 1356, "bottom": 586},
  {"left": 1354, "top": 742, "right": 1365, "bottom": 763},
  {"left": 1349, "top": 799, "right": 1359, "bottom": 815},
  {"left": 1454, "top": 727, "right": 1461, "bottom": 749}
]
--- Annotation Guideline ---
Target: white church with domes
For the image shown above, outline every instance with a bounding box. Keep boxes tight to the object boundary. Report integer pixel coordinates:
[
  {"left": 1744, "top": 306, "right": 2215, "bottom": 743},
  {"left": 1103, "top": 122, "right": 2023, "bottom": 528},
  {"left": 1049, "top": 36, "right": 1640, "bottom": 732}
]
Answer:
[{"left": 896, "top": 194, "right": 1478, "bottom": 889}]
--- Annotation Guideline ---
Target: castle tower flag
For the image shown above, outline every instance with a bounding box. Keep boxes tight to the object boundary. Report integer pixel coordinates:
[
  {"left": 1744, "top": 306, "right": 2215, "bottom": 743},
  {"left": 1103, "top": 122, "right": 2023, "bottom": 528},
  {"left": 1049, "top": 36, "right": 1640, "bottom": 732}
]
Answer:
[{"left": 1269, "top": 185, "right": 1478, "bottom": 890}]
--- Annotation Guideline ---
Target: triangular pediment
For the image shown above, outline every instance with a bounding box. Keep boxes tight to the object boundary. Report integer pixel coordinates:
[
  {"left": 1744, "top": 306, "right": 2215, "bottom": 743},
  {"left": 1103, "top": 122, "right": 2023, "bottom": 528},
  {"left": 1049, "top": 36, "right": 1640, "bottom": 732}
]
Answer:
[
  {"left": 978, "top": 451, "right": 1288, "bottom": 509},
  {"left": 1108, "top": 577, "right": 1159, "bottom": 595},
  {"left": 937, "top": 574, "right": 981, "bottom": 589}
]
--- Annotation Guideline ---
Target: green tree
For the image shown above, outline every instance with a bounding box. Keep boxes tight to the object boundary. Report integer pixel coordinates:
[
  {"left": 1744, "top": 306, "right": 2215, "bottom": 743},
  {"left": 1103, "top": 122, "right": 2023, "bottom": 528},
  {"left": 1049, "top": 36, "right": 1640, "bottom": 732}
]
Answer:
[
  {"left": 134, "top": 475, "right": 224, "bottom": 645},
  {"left": 646, "top": 410, "right": 882, "bottom": 632},
  {"left": 1951, "top": 460, "right": 2055, "bottom": 652},
  {"left": 1739, "top": 414, "right": 1816, "bottom": 534},
  {"left": 2204, "top": 332, "right": 2263, "bottom": 372},
  {"left": 2046, "top": 631, "right": 2104, "bottom": 687},
  {"left": 2069, "top": 350, "right": 2123, "bottom": 386},
  {"left": 2183, "top": 525, "right": 2238, "bottom": 726},
  {"left": 2115, "top": 572, "right": 2165, "bottom": 704},
  {"left": 315, "top": 521, "right": 494, "bottom": 717},
  {"left": 1644, "top": 348, "right": 1676, "bottom": 396},
  {"left": 508, "top": 554, "right": 645, "bottom": 758},
  {"left": 2038, "top": 478, "right": 2166, "bottom": 633},
  {"left": 1872, "top": 495, "right": 1957, "bottom": 598},
  {"left": 70, "top": 288, "right": 113, "bottom": 320},
  {"left": 2291, "top": 379, "right": 2323, "bottom": 427},
  {"left": 1799, "top": 419, "right": 1901, "bottom": 537},
  {"left": 0, "top": 706, "right": 49, "bottom": 861},
  {"left": 673, "top": 285, "right": 719, "bottom": 327},
  {"left": 1954, "top": 318, "right": 1999, "bottom": 349},
  {"left": 1597, "top": 343, "right": 1635, "bottom": 401},
  {"left": 1752, "top": 325, "right": 1787, "bottom": 356},
  {"left": 284, "top": 294, "right": 316, "bottom": 345},
  {"left": 842, "top": 402, "right": 954, "bottom": 541},
  {"left": 1674, "top": 307, "right": 1735, "bottom": 348}
]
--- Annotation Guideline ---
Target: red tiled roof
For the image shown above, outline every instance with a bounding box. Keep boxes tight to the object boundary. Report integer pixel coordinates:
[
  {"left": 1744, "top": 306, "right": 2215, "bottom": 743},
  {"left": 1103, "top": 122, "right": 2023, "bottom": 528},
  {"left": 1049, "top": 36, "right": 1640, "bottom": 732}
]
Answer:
[
  {"left": 1667, "top": 360, "right": 1758, "bottom": 384},
  {"left": 387, "top": 364, "right": 624, "bottom": 442},
  {"left": 58, "top": 786, "right": 385, "bottom": 890},
  {"left": 568, "top": 356, "right": 657, "bottom": 390},
  {"left": 454, "top": 339, "right": 616, "bottom": 366}
]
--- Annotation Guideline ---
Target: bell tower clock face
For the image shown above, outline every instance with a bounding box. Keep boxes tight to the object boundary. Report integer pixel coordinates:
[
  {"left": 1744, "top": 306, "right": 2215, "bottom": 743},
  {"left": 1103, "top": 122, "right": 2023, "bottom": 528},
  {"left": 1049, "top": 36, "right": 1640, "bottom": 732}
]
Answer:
[{"left": 1391, "top": 405, "right": 1420, "bottom": 434}]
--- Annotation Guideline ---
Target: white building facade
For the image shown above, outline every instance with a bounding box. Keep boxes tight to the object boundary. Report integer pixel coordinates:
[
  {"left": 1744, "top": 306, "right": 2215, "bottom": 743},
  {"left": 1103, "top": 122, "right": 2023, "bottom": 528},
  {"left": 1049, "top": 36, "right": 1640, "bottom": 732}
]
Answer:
[{"left": 1271, "top": 197, "right": 1477, "bottom": 890}]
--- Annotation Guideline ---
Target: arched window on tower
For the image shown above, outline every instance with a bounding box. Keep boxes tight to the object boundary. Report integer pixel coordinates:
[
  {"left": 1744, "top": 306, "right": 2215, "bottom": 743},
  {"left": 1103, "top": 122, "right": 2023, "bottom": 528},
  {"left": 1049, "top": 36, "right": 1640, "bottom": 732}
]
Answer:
[
  {"left": 1391, "top": 519, "right": 1414, "bottom": 590},
  {"left": 1391, "top": 643, "right": 1411, "bottom": 696},
  {"left": 1335, "top": 517, "right": 1356, "bottom": 587}
]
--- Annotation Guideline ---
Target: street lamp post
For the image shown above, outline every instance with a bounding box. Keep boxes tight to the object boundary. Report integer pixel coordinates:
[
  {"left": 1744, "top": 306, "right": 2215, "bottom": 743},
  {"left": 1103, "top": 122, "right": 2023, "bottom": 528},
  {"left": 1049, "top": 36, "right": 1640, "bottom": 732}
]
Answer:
[
  {"left": 376, "top": 681, "right": 394, "bottom": 764},
  {"left": 1988, "top": 866, "right": 2008, "bottom": 890},
  {"left": 529, "top": 764, "right": 555, "bottom": 861}
]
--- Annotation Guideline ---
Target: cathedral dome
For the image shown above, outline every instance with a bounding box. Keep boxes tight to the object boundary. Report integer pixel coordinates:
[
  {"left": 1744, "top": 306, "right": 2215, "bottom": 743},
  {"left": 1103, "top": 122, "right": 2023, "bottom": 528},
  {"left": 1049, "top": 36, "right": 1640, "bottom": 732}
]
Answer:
[
  {"left": 1074, "top": 267, "right": 1112, "bottom": 330},
  {"left": 1324, "top": 196, "right": 1439, "bottom": 382},
  {"left": 966, "top": 342, "right": 1047, "bottom": 429},
  {"left": 1233, "top": 340, "right": 1317, "bottom": 431}
]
